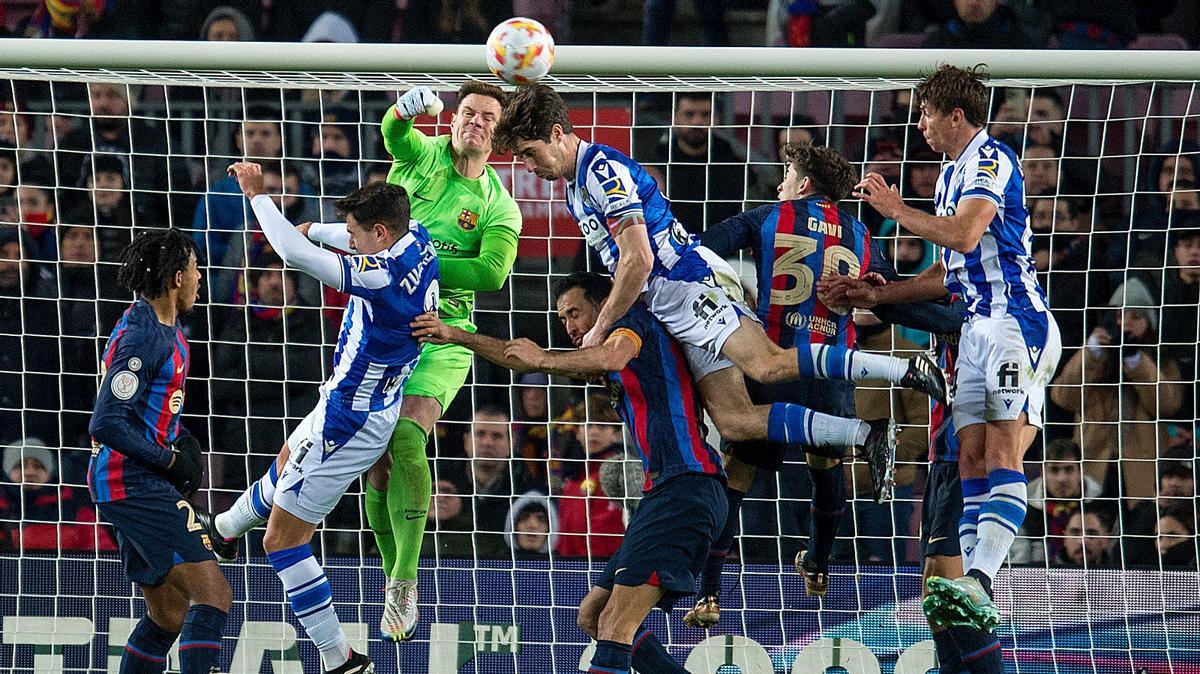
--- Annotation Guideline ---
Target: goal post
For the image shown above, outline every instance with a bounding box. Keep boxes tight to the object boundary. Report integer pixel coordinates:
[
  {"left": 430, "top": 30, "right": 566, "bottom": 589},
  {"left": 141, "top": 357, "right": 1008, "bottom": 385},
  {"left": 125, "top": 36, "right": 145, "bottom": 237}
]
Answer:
[{"left": 0, "top": 41, "right": 1196, "bottom": 674}]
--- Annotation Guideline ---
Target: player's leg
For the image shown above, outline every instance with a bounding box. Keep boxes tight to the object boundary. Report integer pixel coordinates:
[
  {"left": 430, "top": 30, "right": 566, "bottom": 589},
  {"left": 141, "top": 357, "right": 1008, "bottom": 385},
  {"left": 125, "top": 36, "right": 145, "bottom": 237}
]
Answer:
[
  {"left": 211, "top": 442, "right": 292, "bottom": 557},
  {"left": 685, "top": 455, "right": 754, "bottom": 627},
  {"left": 162, "top": 561, "right": 233, "bottom": 674},
  {"left": 923, "top": 555, "right": 968, "bottom": 674},
  {"left": 591, "top": 584, "right": 676, "bottom": 674},
  {"left": 590, "top": 552, "right": 683, "bottom": 671},
  {"left": 125, "top": 581, "right": 186, "bottom": 674},
  {"left": 794, "top": 449, "right": 847, "bottom": 596}
]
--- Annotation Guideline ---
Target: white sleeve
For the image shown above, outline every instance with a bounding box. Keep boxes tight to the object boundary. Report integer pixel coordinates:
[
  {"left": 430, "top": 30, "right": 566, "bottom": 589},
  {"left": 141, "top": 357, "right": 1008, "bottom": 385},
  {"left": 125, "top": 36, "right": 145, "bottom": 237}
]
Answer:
[
  {"left": 308, "top": 221, "right": 353, "bottom": 250},
  {"left": 250, "top": 195, "right": 345, "bottom": 289}
]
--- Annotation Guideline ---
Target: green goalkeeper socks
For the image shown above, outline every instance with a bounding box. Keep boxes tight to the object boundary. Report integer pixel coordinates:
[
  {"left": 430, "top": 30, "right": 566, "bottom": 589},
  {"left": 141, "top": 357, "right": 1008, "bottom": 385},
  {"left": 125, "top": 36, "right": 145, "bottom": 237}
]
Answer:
[
  {"left": 387, "top": 417, "right": 432, "bottom": 581},
  {"left": 366, "top": 483, "right": 396, "bottom": 579}
]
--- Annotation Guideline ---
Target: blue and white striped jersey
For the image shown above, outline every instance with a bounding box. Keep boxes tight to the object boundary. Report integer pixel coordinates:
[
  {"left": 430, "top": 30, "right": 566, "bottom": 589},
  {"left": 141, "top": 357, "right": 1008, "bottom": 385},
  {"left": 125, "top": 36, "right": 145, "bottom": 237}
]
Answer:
[
  {"left": 935, "top": 130, "right": 1051, "bottom": 330},
  {"left": 326, "top": 222, "right": 439, "bottom": 412},
  {"left": 565, "top": 140, "right": 713, "bottom": 283}
]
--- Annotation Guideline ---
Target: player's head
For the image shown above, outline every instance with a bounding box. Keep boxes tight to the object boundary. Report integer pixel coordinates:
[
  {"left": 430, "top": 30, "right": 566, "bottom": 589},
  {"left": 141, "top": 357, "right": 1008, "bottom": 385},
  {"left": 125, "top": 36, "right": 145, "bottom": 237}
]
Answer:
[
  {"left": 495, "top": 84, "right": 576, "bottom": 181},
  {"left": 778, "top": 142, "right": 856, "bottom": 203},
  {"left": 117, "top": 227, "right": 201, "bottom": 313},
  {"left": 553, "top": 272, "right": 614, "bottom": 347},
  {"left": 1043, "top": 438, "right": 1083, "bottom": 499},
  {"left": 673, "top": 92, "right": 715, "bottom": 150},
  {"left": 334, "top": 181, "right": 411, "bottom": 255},
  {"left": 464, "top": 404, "right": 512, "bottom": 465},
  {"left": 452, "top": 80, "right": 506, "bottom": 158},
  {"left": 915, "top": 65, "right": 989, "bottom": 153}
]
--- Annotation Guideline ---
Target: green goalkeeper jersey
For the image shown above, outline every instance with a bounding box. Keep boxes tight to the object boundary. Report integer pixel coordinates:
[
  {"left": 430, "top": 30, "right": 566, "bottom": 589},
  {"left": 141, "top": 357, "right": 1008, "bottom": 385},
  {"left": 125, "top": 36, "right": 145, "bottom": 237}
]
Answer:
[{"left": 381, "top": 107, "right": 522, "bottom": 322}]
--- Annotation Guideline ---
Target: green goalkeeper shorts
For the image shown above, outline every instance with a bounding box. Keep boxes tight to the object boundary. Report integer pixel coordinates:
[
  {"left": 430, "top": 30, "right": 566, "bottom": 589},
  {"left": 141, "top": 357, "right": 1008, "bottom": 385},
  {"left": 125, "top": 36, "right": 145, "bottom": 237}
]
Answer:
[{"left": 402, "top": 317, "right": 475, "bottom": 413}]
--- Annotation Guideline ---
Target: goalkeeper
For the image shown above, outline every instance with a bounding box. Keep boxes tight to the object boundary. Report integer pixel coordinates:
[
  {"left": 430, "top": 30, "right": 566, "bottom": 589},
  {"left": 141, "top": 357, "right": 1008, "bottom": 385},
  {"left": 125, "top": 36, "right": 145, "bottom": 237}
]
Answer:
[{"left": 370, "top": 81, "right": 522, "bottom": 641}]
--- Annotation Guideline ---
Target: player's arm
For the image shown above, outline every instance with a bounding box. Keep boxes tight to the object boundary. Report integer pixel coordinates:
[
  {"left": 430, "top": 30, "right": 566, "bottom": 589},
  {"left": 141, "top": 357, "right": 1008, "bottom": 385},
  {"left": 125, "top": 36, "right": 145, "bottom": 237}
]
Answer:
[
  {"left": 302, "top": 221, "right": 353, "bottom": 251},
  {"left": 819, "top": 261, "right": 948, "bottom": 309},
  {"left": 861, "top": 236, "right": 964, "bottom": 335},
  {"left": 699, "top": 208, "right": 758, "bottom": 258},
  {"left": 88, "top": 336, "right": 174, "bottom": 470},
  {"left": 854, "top": 171, "right": 996, "bottom": 253},
  {"left": 437, "top": 206, "right": 521, "bottom": 292},
  {"left": 505, "top": 331, "right": 639, "bottom": 377},
  {"left": 229, "top": 163, "right": 344, "bottom": 289},
  {"left": 381, "top": 86, "right": 441, "bottom": 162},
  {"left": 584, "top": 222, "right": 653, "bottom": 347},
  {"left": 412, "top": 312, "right": 538, "bottom": 372}
]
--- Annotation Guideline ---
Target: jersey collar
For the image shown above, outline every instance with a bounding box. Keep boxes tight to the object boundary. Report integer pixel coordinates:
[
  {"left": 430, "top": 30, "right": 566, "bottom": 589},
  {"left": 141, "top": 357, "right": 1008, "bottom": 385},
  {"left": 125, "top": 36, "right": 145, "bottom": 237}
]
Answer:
[
  {"left": 952, "top": 128, "right": 990, "bottom": 170},
  {"left": 568, "top": 139, "right": 591, "bottom": 186}
]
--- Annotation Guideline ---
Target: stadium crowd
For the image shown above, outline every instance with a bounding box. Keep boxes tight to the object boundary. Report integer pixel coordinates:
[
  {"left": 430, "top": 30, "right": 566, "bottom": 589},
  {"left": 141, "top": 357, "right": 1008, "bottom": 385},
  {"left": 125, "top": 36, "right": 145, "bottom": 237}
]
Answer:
[{"left": 0, "top": 1, "right": 1196, "bottom": 577}]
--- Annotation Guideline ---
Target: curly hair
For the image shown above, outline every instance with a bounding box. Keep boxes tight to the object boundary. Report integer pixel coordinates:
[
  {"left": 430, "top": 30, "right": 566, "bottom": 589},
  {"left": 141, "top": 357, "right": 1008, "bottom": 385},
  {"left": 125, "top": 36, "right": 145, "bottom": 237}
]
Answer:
[
  {"left": 915, "top": 64, "right": 990, "bottom": 127},
  {"left": 494, "top": 84, "right": 573, "bottom": 153},
  {"left": 782, "top": 142, "right": 857, "bottom": 204},
  {"left": 117, "top": 227, "right": 198, "bottom": 299}
]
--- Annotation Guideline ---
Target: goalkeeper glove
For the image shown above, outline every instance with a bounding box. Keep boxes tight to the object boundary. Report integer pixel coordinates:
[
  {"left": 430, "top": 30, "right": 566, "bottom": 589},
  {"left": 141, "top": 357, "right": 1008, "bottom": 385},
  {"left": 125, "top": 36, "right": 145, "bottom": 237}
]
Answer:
[
  {"left": 395, "top": 86, "right": 441, "bottom": 119},
  {"left": 166, "top": 435, "right": 204, "bottom": 498}
]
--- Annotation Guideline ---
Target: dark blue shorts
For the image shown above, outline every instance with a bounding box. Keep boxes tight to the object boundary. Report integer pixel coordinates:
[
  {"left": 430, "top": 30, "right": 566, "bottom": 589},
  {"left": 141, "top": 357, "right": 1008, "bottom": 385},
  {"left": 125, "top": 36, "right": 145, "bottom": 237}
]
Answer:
[
  {"left": 598, "top": 473, "right": 726, "bottom": 611},
  {"left": 919, "top": 460, "right": 962, "bottom": 560},
  {"left": 96, "top": 491, "right": 215, "bottom": 587}
]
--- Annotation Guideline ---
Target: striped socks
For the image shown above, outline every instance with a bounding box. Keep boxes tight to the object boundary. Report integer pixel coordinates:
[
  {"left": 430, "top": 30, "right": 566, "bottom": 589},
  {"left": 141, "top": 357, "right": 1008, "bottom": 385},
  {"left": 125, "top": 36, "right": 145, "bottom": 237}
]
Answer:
[
  {"left": 119, "top": 615, "right": 177, "bottom": 674},
  {"left": 179, "top": 604, "right": 226, "bottom": 673},
  {"left": 972, "top": 468, "right": 1028, "bottom": 580},
  {"left": 217, "top": 460, "right": 279, "bottom": 539},
  {"left": 768, "top": 402, "right": 866, "bottom": 448},
  {"left": 267, "top": 544, "right": 350, "bottom": 671},
  {"left": 958, "top": 478, "right": 989, "bottom": 570},
  {"left": 797, "top": 344, "right": 907, "bottom": 383}
]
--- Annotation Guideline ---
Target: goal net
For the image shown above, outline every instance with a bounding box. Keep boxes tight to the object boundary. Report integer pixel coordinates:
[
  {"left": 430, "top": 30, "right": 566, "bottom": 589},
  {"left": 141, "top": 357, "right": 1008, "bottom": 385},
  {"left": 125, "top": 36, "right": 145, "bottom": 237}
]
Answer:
[{"left": 0, "top": 43, "right": 1197, "bottom": 673}]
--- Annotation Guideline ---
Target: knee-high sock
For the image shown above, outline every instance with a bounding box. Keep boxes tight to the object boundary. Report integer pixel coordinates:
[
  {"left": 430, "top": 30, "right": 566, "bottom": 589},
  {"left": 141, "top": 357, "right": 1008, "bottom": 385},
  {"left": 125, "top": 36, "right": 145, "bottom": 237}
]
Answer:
[
  {"left": 807, "top": 463, "right": 846, "bottom": 567},
  {"left": 972, "top": 468, "right": 1027, "bottom": 581},
  {"left": 931, "top": 629, "right": 965, "bottom": 674},
  {"left": 267, "top": 544, "right": 350, "bottom": 671},
  {"left": 949, "top": 626, "right": 1003, "bottom": 674},
  {"left": 119, "top": 615, "right": 178, "bottom": 674},
  {"left": 588, "top": 639, "right": 632, "bottom": 674},
  {"left": 387, "top": 417, "right": 431, "bottom": 581},
  {"left": 216, "top": 460, "right": 278, "bottom": 540},
  {"left": 365, "top": 483, "right": 396, "bottom": 580},
  {"left": 630, "top": 626, "right": 688, "bottom": 673},
  {"left": 699, "top": 485, "right": 744, "bottom": 597},
  {"left": 958, "top": 478, "right": 989, "bottom": 571},
  {"left": 178, "top": 604, "right": 226, "bottom": 674},
  {"left": 797, "top": 344, "right": 908, "bottom": 383},
  {"left": 768, "top": 403, "right": 868, "bottom": 448}
]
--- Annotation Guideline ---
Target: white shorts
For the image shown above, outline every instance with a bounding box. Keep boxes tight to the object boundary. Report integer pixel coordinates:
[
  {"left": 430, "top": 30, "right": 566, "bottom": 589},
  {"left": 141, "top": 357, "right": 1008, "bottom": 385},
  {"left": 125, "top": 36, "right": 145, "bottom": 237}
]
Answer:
[
  {"left": 644, "top": 248, "right": 752, "bottom": 381},
  {"left": 952, "top": 313, "right": 1062, "bottom": 430},
  {"left": 276, "top": 395, "right": 401, "bottom": 524}
]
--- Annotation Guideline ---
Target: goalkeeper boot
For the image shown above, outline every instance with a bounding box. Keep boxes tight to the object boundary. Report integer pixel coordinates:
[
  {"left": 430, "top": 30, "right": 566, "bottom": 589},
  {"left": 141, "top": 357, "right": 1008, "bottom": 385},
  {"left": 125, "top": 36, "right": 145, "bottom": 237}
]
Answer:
[
  {"left": 380, "top": 578, "right": 419, "bottom": 642},
  {"left": 195, "top": 509, "right": 239, "bottom": 562},
  {"left": 325, "top": 650, "right": 374, "bottom": 674},
  {"left": 857, "top": 419, "right": 897, "bottom": 504},
  {"left": 682, "top": 594, "right": 720, "bottom": 628},
  {"left": 794, "top": 550, "right": 829, "bottom": 597},
  {"left": 923, "top": 575, "right": 1001, "bottom": 633},
  {"left": 900, "top": 353, "right": 951, "bottom": 406}
]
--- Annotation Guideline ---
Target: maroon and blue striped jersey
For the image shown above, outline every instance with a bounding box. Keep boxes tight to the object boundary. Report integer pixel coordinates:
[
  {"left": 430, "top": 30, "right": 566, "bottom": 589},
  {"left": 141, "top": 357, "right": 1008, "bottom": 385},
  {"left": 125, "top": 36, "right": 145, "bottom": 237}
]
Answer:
[
  {"left": 88, "top": 299, "right": 190, "bottom": 503},
  {"left": 604, "top": 304, "right": 725, "bottom": 492},
  {"left": 701, "top": 196, "right": 877, "bottom": 350}
]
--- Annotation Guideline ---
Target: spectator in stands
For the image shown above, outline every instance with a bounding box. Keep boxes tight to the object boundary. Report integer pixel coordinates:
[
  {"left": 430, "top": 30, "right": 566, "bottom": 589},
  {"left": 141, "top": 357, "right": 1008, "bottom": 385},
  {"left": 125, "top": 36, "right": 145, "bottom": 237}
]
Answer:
[
  {"left": 0, "top": 227, "right": 59, "bottom": 445},
  {"left": 1010, "top": 439, "right": 1103, "bottom": 564},
  {"left": 990, "top": 89, "right": 1066, "bottom": 151},
  {"left": 860, "top": 138, "right": 904, "bottom": 232},
  {"left": 1023, "top": 144, "right": 1060, "bottom": 197},
  {"left": 200, "top": 6, "right": 256, "bottom": 41},
  {"left": 555, "top": 395, "right": 627, "bottom": 560},
  {"left": 643, "top": 0, "right": 727, "bottom": 46},
  {"left": 1123, "top": 457, "right": 1195, "bottom": 566},
  {"left": 513, "top": 373, "right": 551, "bottom": 489},
  {"left": 902, "top": 141, "right": 940, "bottom": 213},
  {"left": 209, "top": 251, "right": 324, "bottom": 488},
  {"left": 0, "top": 101, "right": 54, "bottom": 184},
  {"left": 20, "top": 0, "right": 105, "bottom": 38},
  {"left": 1130, "top": 145, "right": 1200, "bottom": 269},
  {"left": 0, "top": 439, "right": 115, "bottom": 552},
  {"left": 301, "top": 10, "right": 360, "bottom": 43},
  {"left": 1042, "top": 1, "right": 1178, "bottom": 49},
  {"left": 1158, "top": 227, "right": 1200, "bottom": 440},
  {"left": 775, "top": 119, "right": 817, "bottom": 164},
  {"left": 463, "top": 405, "right": 537, "bottom": 548},
  {"left": 191, "top": 106, "right": 286, "bottom": 265},
  {"left": 13, "top": 184, "right": 56, "bottom": 259},
  {"left": 1157, "top": 509, "right": 1197, "bottom": 569},
  {"left": 922, "top": 0, "right": 1040, "bottom": 50},
  {"left": 424, "top": 478, "right": 495, "bottom": 558},
  {"left": 1054, "top": 510, "right": 1115, "bottom": 568},
  {"left": 309, "top": 108, "right": 361, "bottom": 219},
  {"left": 56, "top": 82, "right": 180, "bottom": 225},
  {"left": 1030, "top": 197, "right": 1094, "bottom": 349},
  {"left": 642, "top": 92, "right": 754, "bottom": 234},
  {"left": 1050, "top": 278, "right": 1184, "bottom": 501},
  {"left": 61, "top": 154, "right": 135, "bottom": 264},
  {"left": 0, "top": 147, "right": 16, "bottom": 216},
  {"left": 505, "top": 492, "right": 557, "bottom": 559}
]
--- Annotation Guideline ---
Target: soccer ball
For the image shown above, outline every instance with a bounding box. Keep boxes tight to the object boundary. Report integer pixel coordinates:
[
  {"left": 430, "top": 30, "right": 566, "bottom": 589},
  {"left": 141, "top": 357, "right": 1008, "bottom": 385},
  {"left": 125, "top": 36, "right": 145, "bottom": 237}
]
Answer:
[{"left": 486, "top": 17, "right": 555, "bottom": 86}]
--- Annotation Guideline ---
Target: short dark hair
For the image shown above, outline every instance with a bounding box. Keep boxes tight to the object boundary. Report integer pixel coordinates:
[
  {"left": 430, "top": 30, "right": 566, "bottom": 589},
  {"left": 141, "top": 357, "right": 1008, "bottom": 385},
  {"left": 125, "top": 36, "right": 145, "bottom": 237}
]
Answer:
[
  {"left": 676, "top": 91, "right": 713, "bottom": 108},
  {"left": 494, "top": 84, "right": 573, "bottom": 153},
  {"left": 553, "top": 272, "right": 613, "bottom": 306},
  {"left": 475, "top": 404, "right": 511, "bottom": 422},
  {"left": 1045, "top": 438, "right": 1082, "bottom": 462},
  {"left": 457, "top": 79, "right": 506, "bottom": 110},
  {"left": 782, "top": 142, "right": 856, "bottom": 204},
  {"left": 916, "top": 64, "right": 990, "bottom": 128},
  {"left": 117, "top": 227, "right": 198, "bottom": 299},
  {"left": 334, "top": 181, "right": 410, "bottom": 237}
]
